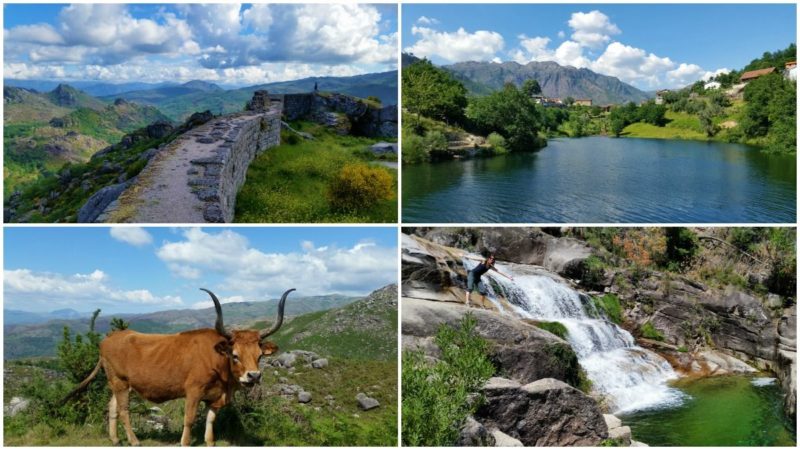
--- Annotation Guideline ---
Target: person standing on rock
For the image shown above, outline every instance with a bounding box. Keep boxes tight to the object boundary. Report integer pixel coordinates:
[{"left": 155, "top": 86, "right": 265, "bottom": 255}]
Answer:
[{"left": 464, "top": 254, "right": 513, "bottom": 309}]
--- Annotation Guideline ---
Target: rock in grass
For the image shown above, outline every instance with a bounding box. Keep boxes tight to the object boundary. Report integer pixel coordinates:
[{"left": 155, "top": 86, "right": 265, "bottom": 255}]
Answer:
[
  {"left": 311, "top": 358, "right": 328, "bottom": 369},
  {"left": 298, "top": 391, "right": 312, "bottom": 403},
  {"left": 355, "top": 392, "right": 380, "bottom": 411}
]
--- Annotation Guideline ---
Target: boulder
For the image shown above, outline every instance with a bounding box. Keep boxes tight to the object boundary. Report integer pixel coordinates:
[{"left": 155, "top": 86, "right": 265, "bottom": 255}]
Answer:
[
  {"left": 402, "top": 298, "right": 581, "bottom": 385},
  {"left": 490, "top": 429, "right": 523, "bottom": 447},
  {"left": 457, "top": 416, "right": 495, "bottom": 446},
  {"left": 356, "top": 393, "right": 380, "bottom": 411},
  {"left": 77, "top": 179, "right": 134, "bottom": 223},
  {"left": 145, "top": 121, "right": 174, "bottom": 139},
  {"left": 298, "top": 391, "right": 312, "bottom": 403},
  {"left": 630, "top": 440, "right": 650, "bottom": 447},
  {"left": 475, "top": 377, "right": 608, "bottom": 446},
  {"left": 5, "top": 397, "right": 30, "bottom": 417},
  {"left": 311, "top": 358, "right": 328, "bottom": 369},
  {"left": 274, "top": 352, "right": 297, "bottom": 368},
  {"left": 608, "top": 426, "right": 632, "bottom": 446},
  {"left": 603, "top": 414, "right": 622, "bottom": 429},
  {"left": 370, "top": 142, "right": 398, "bottom": 155}
]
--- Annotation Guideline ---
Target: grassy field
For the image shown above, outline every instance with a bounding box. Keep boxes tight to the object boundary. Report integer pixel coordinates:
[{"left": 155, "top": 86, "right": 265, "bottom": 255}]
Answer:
[
  {"left": 4, "top": 358, "right": 397, "bottom": 446},
  {"left": 235, "top": 121, "right": 397, "bottom": 223},
  {"left": 621, "top": 110, "right": 708, "bottom": 141}
]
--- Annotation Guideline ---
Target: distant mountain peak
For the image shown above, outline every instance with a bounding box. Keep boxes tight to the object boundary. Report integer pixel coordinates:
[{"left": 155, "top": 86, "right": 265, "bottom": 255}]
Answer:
[{"left": 181, "top": 80, "right": 223, "bottom": 92}]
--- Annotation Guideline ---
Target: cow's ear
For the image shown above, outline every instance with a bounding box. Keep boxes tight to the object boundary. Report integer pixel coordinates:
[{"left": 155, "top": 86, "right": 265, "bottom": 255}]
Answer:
[
  {"left": 261, "top": 341, "right": 278, "bottom": 355},
  {"left": 215, "top": 340, "right": 232, "bottom": 356}
]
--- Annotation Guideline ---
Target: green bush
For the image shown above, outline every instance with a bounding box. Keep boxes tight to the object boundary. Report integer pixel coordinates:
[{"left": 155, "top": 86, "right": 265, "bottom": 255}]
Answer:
[
  {"left": 535, "top": 321, "right": 568, "bottom": 340},
  {"left": 593, "top": 294, "right": 622, "bottom": 325},
  {"left": 581, "top": 256, "right": 607, "bottom": 289},
  {"left": 640, "top": 321, "right": 665, "bottom": 341},
  {"left": 402, "top": 133, "right": 427, "bottom": 164},
  {"left": 402, "top": 314, "right": 495, "bottom": 446},
  {"left": 328, "top": 163, "right": 394, "bottom": 212},
  {"left": 485, "top": 132, "right": 508, "bottom": 155},
  {"left": 677, "top": 346, "right": 689, "bottom": 353}
]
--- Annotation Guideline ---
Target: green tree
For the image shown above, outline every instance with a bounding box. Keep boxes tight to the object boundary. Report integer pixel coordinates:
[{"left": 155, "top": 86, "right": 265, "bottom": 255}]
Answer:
[
  {"left": 521, "top": 79, "right": 542, "bottom": 97},
  {"left": 110, "top": 317, "right": 129, "bottom": 332},
  {"left": 466, "top": 83, "right": 544, "bottom": 151},
  {"left": 564, "top": 96, "right": 575, "bottom": 106},
  {"left": 402, "top": 59, "right": 468, "bottom": 125},
  {"left": 699, "top": 108, "right": 718, "bottom": 137},
  {"left": 663, "top": 227, "right": 698, "bottom": 271},
  {"left": 741, "top": 73, "right": 796, "bottom": 153}
]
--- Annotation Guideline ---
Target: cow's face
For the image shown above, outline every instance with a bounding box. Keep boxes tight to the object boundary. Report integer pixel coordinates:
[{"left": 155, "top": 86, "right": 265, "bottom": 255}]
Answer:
[{"left": 224, "top": 330, "right": 279, "bottom": 387}]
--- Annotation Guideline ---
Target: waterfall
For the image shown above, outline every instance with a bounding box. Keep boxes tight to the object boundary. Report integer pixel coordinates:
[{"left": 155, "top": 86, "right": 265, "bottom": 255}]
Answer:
[{"left": 463, "top": 257, "right": 685, "bottom": 414}]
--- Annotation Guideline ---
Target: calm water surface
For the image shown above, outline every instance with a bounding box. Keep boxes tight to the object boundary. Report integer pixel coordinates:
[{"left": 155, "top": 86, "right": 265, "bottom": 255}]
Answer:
[
  {"left": 622, "top": 375, "right": 796, "bottom": 446},
  {"left": 402, "top": 137, "right": 796, "bottom": 223}
]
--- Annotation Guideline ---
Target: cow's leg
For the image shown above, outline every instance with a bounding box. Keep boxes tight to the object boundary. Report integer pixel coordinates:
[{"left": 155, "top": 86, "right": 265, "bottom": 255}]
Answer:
[
  {"left": 108, "top": 395, "right": 119, "bottom": 445},
  {"left": 181, "top": 393, "right": 200, "bottom": 447},
  {"left": 116, "top": 388, "right": 141, "bottom": 446},
  {"left": 204, "top": 406, "right": 220, "bottom": 446}
]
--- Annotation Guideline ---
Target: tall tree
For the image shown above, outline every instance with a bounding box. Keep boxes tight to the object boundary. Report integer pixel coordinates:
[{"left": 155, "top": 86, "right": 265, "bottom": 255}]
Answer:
[{"left": 402, "top": 59, "right": 468, "bottom": 125}]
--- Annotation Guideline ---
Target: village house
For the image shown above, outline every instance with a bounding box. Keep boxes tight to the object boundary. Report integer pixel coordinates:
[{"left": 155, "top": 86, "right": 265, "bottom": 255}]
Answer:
[
  {"left": 740, "top": 67, "right": 776, "bottom": 84},
  {"left": 573, "top": 99, "right": 592, "bottom": 107},
  {"left": 655, "top": 89, "right": 670, "bottom": 105},
  {"left": 784, "top": 61, "right": 797, "bottom": 81}
]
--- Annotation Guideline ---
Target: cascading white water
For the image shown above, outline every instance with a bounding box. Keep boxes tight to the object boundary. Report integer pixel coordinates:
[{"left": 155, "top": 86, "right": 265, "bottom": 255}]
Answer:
[{"left": 463, "top": 257, "right": 685, "bottom": 414}]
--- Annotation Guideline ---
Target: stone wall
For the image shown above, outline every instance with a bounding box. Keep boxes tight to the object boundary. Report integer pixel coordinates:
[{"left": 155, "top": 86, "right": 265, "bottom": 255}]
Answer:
[{"left": 96, "top": 93, "right": 282, "bottom": 223}]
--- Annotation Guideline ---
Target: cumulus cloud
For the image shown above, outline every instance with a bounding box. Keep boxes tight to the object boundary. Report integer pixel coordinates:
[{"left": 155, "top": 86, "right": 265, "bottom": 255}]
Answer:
[
  {"left": 4, "top": 3, "right": 396, "bottom": 84},
  {"left": 416, "top": 16, "right": 439, "bottom": 25},
  {"left": 567, "top": 10, "right": 621, "bottom": 49},
  {"left": 156, "top": 228, "right": 396, "bottom": 299},
  {"left": 405, "top": 26, "right": 504, "bottom": 63},
  {"left": 4, "top": 269, "right": 183, "bottom": 310},
  {"left": 110, "top": 227, "right": 154, "bottom": 247},
  {"left": 504, "top": 9, "right": 724, "bottom": 89}
]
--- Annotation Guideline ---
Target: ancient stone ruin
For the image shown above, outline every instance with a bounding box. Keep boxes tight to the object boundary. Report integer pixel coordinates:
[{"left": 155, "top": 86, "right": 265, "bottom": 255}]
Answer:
[{"left": 80, "top": 89, "right": 397, "bottom": 223}]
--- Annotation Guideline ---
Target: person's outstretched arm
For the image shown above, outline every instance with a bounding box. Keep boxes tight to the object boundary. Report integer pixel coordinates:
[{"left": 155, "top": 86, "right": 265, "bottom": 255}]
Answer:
[{"left": 491, "top": 267, "right": 514, "bottom": 281}]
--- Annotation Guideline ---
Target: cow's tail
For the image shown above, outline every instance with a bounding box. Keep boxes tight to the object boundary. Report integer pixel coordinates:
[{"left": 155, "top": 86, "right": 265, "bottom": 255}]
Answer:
[{"left": 63, "top": 359, "right": 103, "bottom": 402}]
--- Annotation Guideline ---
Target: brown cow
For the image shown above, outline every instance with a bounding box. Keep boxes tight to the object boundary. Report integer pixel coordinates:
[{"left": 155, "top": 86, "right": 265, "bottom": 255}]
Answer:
[{"left": 66, "top": 288, "right": 295, "bottom": 446}]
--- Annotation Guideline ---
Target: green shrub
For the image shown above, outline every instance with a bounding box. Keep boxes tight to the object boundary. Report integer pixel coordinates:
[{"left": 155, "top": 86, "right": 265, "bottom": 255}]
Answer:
[
  {"left": 581, "top": 256, "right": 607, "bottom": 289},
  {"left": 328, "top": 163, "right": 393, "bottom": 212},
  {"left": 402, "top": 314, "right": 495, "bottom": 446},
  {"left": 677, "top": 345, "right": 689, "bottom": 353},
  {"left": 486, "top": 132, "right": 508, "bottom": 155},
  {"left": 402, "top": 133, "right": 427, "bottom": 164},
  {"left": 543, "top": 343, "right": 581, "bottom": 388},
  {"left": 593, "top": 294, "right": 622, "bottom": 325},
  {"left": 286, "top": 134, "right": 300, "bottom": 145},
  {"left": 640, "top": 321, "right": 665, "bottom": 341},
  {"left": 536, "top": 321, "right": 568, "bottom": 340}
]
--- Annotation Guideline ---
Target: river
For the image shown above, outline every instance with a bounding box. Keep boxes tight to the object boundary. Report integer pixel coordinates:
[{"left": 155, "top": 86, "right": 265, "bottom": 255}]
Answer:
[{"left": 402, "top": 137, "right": 796, "bottom": 223}]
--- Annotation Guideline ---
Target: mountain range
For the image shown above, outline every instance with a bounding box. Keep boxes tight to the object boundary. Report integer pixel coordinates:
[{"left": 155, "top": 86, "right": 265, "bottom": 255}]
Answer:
[
  {"left": 402, "top": 53, "right": 651, "bottom": 105},
  {"left": 4, "top": 293, "right": 360, "bottom": 359}
]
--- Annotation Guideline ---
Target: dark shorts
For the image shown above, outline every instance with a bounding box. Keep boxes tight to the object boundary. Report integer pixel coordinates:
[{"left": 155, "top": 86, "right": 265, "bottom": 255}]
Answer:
[{"left": 467, "top": 271, "right": 488, "bottom": 295}]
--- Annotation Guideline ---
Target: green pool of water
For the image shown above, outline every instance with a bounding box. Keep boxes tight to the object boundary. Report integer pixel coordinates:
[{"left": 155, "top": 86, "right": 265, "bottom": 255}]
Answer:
[{"left": 621, "top": 375, "right": 796, "bottom": 446}]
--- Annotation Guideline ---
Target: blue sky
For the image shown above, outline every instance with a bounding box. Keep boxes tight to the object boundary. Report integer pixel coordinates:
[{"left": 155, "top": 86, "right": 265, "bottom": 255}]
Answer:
[
  {"left": 403, "top": 4, "right": 796, "bottom": 89},
  {"left": 4, "top": 3, "right": 398, "bottom": 86},
  {"left": 4, "top": 227, "right": 398, "bottom": 314}
]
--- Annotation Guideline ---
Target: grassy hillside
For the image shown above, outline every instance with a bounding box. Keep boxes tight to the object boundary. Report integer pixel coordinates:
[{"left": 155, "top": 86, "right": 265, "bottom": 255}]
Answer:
[
  {"left": 266, "top": 284, "right": 398, "bottom": 361},
  {"left": 235, "top": 121, "right": 397, "bottom": 223},
  {"left": 4, "top": 85, "right": 171, "bottom": 195},
  {"left": 3, "top": 285, "right": 397, "bottom": 446}
]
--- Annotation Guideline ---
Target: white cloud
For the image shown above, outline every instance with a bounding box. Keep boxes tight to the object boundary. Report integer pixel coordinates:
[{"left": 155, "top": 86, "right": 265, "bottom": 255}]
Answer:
[
  {"left": 510, "top": 35, "right": 553, "bottom": 64},
  {"left": 557, "top": 30, "right": 566, "bottom": 39},
  {"left": 416, "top": 16, "right": 440, "bottom": 25},
  {"left": 110, "top": 227, "right": 153, "bottom": 247},
  {"left": 405, "top": 26, "right": 504, "bottom": 63},
  {"left": 156, "top": 228, "right": 396, "bottom": 298},
  {"left": 591, "top": 42, "right": 674, "bottom": 87},
  {"left": 4, "top": 269, "right": 183, "bottom": 310},
  {"left": 4, "top": 3, "right": 397, "bottom": 84},
  {"left": 702, "top": 67, "right": 731, "bottom": 81},
  {"left": 568, "top": 10, "right": 621, "bottom": 49}
]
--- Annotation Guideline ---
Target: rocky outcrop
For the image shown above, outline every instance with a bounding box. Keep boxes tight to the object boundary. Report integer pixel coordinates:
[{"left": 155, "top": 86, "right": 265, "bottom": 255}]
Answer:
[
  {"left": 279, "top": 92, "right": 396, "bottom": 138},
  {"left": 475, "top": 377, "right": 608, "bottom": 446},
  {"left": 409, "top": 227, "right": 593, "bottom": 279},
  {"left": 776, "top": 305, "right": 796, "bottom": 420},
  {"left": 403, "top": 298, "right": 581, "bottom": 386}
]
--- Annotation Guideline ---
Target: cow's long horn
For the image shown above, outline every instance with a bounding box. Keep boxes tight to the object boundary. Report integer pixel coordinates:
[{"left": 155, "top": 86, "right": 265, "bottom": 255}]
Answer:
[
  {"left": 201, "top": 288, "right": 232, "bottom": 340},
  {"left": 260, "top": 288, "right": 295, "bottom": 340}
]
